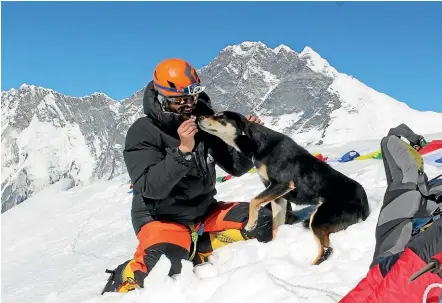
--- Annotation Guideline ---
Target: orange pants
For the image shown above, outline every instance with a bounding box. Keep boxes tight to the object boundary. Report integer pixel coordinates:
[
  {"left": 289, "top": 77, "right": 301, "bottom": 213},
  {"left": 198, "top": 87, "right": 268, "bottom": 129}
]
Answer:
[{"left": 130, "top": 201, "right": 272, "bottom": 285}]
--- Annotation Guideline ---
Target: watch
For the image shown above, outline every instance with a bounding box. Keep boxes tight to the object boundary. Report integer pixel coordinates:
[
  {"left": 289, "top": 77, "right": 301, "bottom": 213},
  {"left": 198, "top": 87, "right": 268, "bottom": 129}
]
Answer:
[{"left": 177, "top": 148, "right": 192, "bottom": 161}]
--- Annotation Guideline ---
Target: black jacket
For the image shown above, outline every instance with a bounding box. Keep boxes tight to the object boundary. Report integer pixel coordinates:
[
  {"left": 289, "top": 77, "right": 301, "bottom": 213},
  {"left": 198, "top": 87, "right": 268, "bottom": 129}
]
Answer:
[{"left": 123, "top": 81, "right": 254, "bottom": 235}]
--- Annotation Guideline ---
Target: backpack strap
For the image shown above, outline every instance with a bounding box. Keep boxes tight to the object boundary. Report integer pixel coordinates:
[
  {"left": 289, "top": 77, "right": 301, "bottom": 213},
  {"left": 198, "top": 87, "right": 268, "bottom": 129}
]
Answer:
[{"left": 387, "top": 123, "right": 426, "bottom": 149}]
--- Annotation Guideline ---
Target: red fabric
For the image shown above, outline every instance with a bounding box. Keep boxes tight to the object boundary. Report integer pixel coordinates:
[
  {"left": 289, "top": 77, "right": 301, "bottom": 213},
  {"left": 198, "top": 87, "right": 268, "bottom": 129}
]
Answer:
[
  {"left": 339, "top": 264, "right": 384, "bottom": 303},
  {"left": 340, "top": 248, "right": 442, "bottom": 303},
  {"left": 419, "top": 140, "right": 442, "bottom": 155},
  {"left": 432, "top": 252, "right": 442, "bottom": 264},
  {"left": 223, "top": 174, "right": 233, "bottom": 182},
  {"left": 315, "top": 153, "right": 328, "bottom": 162}
]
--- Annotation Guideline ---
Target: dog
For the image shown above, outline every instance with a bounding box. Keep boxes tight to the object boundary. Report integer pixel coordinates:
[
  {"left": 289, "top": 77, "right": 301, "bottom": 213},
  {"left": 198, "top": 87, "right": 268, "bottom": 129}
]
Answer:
[{"left": 197, "top": 111, "right": 370, "bottom": 265}]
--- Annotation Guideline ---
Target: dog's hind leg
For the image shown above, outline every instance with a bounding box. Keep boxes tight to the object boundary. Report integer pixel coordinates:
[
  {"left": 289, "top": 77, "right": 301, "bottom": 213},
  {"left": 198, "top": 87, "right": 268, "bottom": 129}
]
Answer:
[
  {"left": 284, "top": 200, "right": 298, "bottom": 225},
  {"left": 245, "top": 181, "right": 296, "bottom": 234},
  {"left": 308, "top": 201, "right": 337, "bottom": 265}
]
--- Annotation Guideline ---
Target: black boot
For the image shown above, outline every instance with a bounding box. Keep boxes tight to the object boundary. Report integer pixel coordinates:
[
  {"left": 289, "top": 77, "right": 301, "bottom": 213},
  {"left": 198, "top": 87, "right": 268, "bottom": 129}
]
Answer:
[{"left": 101, "top": 259, "right": 141, "bottom": 294}]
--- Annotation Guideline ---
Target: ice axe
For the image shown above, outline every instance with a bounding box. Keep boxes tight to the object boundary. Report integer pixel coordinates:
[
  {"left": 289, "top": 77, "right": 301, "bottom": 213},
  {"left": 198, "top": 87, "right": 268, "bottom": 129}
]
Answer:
[{"left": 409, "top": 258, "right": 441, "bottom": 283}]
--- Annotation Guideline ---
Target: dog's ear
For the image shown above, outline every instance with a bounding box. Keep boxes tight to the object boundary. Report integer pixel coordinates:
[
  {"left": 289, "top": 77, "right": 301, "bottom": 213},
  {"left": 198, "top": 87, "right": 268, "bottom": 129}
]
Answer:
[
  {"left": 193, "top": 99, "right": 215, "bottom": 117},
  {"left": 237, "top": 114, "right": 254, "bottom": 138}
]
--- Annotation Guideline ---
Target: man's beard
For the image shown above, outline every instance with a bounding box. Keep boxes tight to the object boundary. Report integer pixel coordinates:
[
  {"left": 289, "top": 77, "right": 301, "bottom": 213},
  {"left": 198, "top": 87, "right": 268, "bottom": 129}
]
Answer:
[
  {"left": 168, "top": 103, "right": 196, "bottom": 121},
  {"left": 177, "top": 104, "right": 195, "bottom": 115}
]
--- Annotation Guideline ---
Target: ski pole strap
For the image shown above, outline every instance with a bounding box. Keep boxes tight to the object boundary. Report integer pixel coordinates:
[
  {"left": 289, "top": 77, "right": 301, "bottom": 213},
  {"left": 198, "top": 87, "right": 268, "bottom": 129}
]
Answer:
[{"left": 188, "top": 223, "right": 204, "bottom": 261}]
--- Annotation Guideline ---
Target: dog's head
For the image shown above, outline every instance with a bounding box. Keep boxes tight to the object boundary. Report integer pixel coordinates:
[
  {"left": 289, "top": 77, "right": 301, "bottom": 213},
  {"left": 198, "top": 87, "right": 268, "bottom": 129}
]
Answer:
[{"left": 197, "top": 111, "right": 251, "bottom": 151}]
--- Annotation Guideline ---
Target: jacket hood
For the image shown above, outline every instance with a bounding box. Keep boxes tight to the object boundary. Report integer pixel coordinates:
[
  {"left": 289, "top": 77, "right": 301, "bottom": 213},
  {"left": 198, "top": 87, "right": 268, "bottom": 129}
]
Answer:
[{"left": 142, "top": 81, "right": 181, "bottom": 135}]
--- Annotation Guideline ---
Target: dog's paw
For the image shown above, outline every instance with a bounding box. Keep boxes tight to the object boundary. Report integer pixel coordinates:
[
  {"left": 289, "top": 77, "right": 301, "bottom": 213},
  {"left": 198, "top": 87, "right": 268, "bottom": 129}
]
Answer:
[
  {"left": 312, "top": 247, "right": 334, "bottom": 265},
  {"left": 244, "top": 222, "right": 257, "bottom": 233}
]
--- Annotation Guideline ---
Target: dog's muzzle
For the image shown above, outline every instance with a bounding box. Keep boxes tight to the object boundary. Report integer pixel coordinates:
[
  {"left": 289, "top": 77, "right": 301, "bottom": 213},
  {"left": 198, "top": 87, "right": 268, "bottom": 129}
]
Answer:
[
  {"left": 197, "top": 116, "right": 209, "bottom": 126},
  {"left": 196, "top": 116, "right": 216, "bottom": 132}
]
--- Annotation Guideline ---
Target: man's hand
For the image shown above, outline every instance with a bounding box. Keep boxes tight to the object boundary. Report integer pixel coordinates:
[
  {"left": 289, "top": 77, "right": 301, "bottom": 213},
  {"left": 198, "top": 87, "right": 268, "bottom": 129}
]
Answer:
[
  {"left": 246, "top": 114, "right": 264, "bottom": 125},
  {"left": 178, "top": 119, "right": 198, "bottom": 153}
]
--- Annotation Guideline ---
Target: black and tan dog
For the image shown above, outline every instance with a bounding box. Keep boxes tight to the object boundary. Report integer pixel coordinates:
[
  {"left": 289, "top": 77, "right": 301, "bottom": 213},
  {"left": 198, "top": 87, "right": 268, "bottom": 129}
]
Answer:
[{"left": 197, "top": 111, "right": 370, "bottom": 265}]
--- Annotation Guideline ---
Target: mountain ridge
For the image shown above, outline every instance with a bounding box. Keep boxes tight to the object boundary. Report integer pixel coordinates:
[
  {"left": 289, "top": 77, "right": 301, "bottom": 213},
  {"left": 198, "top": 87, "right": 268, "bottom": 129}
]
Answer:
[{"left": 2, "top": 41, "right": 441, "bottom": 213}]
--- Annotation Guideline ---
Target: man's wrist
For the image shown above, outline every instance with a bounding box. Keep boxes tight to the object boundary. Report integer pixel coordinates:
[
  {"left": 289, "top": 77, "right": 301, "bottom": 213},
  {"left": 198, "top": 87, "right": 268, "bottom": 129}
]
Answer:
[
  {"left": 177, "top": 146, "right": 192, "bottom": 161},
  {"left": 178, "top": 145, "right": 192, "bottom": 153}
]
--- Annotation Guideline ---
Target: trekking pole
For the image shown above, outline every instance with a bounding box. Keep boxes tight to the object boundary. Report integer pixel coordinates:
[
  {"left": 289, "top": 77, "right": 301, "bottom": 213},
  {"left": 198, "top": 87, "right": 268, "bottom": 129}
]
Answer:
[{"left": 429, "top": 173, "right": 442, "bottom": 183}]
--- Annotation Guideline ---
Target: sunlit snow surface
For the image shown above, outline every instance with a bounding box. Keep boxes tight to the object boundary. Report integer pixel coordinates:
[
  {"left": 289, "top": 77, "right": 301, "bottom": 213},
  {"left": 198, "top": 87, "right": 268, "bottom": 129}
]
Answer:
[{"left": 2, "top": 133, "right": 441, "bottom": 303}]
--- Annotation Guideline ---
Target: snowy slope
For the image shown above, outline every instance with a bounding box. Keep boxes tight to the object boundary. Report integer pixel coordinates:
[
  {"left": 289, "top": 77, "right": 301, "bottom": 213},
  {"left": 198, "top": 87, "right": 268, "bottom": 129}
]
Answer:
[{"left": 2, "top": 133, "right": 441, "bottom": 303}]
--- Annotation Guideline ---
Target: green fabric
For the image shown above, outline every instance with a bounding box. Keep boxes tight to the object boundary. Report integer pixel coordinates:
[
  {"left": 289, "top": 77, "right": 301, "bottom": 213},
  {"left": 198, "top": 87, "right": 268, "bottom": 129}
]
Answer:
[{"left": 372, "top": 152, "right": 383, "bottom": 159}]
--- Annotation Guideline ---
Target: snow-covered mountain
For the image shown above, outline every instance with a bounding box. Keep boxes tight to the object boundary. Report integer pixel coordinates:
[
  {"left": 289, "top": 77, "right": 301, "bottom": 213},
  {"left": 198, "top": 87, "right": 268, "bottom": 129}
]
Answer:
[
  {"left": 2, "top": 41, "right": 442, "bottom": 213},
  {"left": 197, "top": 41, "right": 442, "bottom": 144},
  {"left": 1, "top": 85, "right": 127, "bottom": 212}
]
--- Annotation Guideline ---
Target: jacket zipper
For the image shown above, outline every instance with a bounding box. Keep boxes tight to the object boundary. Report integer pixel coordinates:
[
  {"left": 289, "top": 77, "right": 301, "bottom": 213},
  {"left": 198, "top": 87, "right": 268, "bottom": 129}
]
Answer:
[{"left": 193, "top": 143, "right": 207, "bottom": 179}]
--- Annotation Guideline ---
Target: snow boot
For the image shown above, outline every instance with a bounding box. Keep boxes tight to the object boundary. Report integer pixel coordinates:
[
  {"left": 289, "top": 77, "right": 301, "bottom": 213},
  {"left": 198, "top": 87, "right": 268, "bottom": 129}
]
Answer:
[{"left": 101, "top": 259, "right": 141, "bottom": 294}]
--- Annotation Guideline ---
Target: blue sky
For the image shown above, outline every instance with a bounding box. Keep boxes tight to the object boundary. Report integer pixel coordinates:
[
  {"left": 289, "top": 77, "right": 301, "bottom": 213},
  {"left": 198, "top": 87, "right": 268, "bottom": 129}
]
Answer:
[{"left": 2, "top": 1, "right": 441, "bottom": 112}]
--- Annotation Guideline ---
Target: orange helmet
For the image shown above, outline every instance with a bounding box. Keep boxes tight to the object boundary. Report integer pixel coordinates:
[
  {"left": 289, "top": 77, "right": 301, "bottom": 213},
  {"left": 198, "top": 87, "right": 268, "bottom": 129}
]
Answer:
[{"left": 153, "top": 58, "right": 204, "bottom": 97}]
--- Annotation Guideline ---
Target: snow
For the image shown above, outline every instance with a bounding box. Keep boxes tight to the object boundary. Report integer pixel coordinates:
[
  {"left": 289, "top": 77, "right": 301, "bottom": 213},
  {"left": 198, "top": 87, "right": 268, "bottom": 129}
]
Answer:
[
  {"left": 300, "top": 46, "right": 338, "bottom": 78},
  {"left": 2, "top": 133, "right": 441, "bottom": 303},
  {"left": 273, "top": 44, "right": 294, "bottom": 54},
  {"left": 227, "top": 41, "right": 265, "bottom": 56},
  {"left": 323, "top": 72, "right": 442, "bottom": 145},
  {"left": 1, "top": 115, "right": 96, "bottom": 198},
  {"left": 254, "top": 111, "right": 303, "bottom": 132},
  {"left": 20, "top": 83, "right": 30, "bottom": 90},
  {"left": 43, "top": 92, "right": 67, "bottom": 123},
  {"left": 225, "top": 63, "right": 240, "bottom": 75}
]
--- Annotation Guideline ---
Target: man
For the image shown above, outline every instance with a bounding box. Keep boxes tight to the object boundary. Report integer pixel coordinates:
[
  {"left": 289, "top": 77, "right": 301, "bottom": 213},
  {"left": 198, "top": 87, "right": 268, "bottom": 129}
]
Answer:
[
  {"left": 339, "top": 124, "right": 442, "bottom": 303},
  {"left": 101, "top": 58, "right": 273, "bottom": 294}
]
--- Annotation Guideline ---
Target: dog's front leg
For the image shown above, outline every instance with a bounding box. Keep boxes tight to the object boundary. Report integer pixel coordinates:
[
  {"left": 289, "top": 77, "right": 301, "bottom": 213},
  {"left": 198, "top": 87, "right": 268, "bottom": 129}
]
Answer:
[
  {"left": 271, "top": 198, "right": 288, "bottom": 238},
  {"left": 245, "top": 181, "right": 296, "bottom": 235}
]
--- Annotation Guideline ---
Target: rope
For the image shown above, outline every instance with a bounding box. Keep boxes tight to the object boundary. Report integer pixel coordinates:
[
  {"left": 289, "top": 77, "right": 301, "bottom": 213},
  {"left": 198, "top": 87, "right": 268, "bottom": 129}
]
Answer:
[
  {"left": 188, "top": 224, "right": 199, "bottom": 261},
  {"left": 421, "top": 283, "right": 442, "bottom": 303},
  {"left": 188, "top": 223, "right": 204, "bottom": 261},
  {"left": 268, "top": 273, "right": 344, "bottom": 301}
]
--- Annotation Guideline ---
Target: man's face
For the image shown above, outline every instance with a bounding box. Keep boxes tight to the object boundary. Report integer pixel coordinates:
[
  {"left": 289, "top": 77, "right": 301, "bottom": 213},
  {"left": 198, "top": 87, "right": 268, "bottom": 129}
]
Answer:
[{"left": 165, "top": 94, "right": 198, "bottom": 115}]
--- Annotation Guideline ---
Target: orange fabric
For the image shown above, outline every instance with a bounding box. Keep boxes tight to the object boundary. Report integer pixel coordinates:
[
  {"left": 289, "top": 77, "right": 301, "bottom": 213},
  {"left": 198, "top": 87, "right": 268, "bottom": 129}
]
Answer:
[
  {"left": 203, "top": 202, "right": 244, "bottom": 232},
  {"left": 131, "top": 221, "right": 191, "bottom": 273},
  {"left": 130, "top": 202, "right": 244, "bottom": 274}
]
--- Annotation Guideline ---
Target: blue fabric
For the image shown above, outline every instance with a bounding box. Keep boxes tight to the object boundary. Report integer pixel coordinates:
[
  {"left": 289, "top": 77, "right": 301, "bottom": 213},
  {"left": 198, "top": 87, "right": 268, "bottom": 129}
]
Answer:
[
  {"left": 412, "top": 217, "right": 433, "bottom": 234},
  {"left": 338, "top": 150, "right": 360, "bottom": 162}
]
